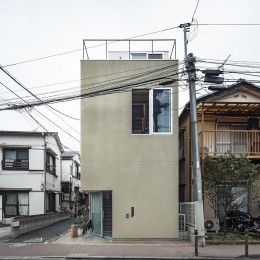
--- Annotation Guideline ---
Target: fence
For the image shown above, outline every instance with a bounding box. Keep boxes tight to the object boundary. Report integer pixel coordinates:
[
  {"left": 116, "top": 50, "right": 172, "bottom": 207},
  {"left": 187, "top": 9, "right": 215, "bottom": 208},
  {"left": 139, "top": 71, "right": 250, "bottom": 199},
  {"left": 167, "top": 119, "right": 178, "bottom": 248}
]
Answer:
[
  {"left": 179, "top": 202, "right": 195, "bottom": 241},
  {"left": 179, "top": 202, "right": 260, "bottom": 258},
  {"left": 10, "top": 211, "right": 70, "bottom": 238}
]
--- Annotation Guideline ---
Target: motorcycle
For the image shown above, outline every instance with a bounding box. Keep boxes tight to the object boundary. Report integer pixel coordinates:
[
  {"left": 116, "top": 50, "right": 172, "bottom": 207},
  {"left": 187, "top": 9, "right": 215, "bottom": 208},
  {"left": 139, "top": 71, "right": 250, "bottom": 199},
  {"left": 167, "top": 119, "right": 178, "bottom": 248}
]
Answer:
[
  {"left": 235, "top": 213, "right": 260, "bottom": 235},
  {"left": 221, "top": 210, "right": 242, "bottom": 232},
  {"left": 220, "top": 210, "right": 260, "bottom": 234}
]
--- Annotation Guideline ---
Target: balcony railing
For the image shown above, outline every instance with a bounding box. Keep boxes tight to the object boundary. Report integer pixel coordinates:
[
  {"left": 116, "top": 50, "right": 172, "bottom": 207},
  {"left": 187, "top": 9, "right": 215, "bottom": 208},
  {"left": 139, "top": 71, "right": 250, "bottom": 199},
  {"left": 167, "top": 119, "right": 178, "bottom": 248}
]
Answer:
[
  {"left": 199, "top": 130, "right": 260, "bottom": 158},
  {"left": 46, "top": 163, "right": 56, "bottom": 175},
  {"left": 2, "top": 160, "right": 29, "bottom": 170}
]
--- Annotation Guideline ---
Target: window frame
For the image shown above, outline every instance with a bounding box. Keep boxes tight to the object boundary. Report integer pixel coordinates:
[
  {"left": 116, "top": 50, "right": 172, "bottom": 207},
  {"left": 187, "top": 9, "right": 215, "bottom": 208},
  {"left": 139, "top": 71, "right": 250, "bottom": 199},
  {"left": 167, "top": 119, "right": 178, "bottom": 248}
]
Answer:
[
  {"left": 46, "top": 152, "right": 56, "bottom": 175},
  {"left": 2, "top": 148, "right": 29, "bottom": 170},
  {"left": 3, "top": 191, "right": 29, "bottom": 217},
  {"left": 132, "top": 88, "right": 172, "bottom": 135},
  {"left": 131, "top": 52, "right": 164, "bottom": 60}
]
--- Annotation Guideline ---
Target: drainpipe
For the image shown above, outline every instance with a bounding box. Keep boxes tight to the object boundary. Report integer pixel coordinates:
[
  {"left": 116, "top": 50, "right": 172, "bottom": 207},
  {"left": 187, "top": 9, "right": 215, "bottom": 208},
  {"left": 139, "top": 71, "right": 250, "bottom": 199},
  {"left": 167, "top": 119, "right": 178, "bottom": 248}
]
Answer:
[{"left": 43, "top": 134, "right": 47, "bottom": 213}]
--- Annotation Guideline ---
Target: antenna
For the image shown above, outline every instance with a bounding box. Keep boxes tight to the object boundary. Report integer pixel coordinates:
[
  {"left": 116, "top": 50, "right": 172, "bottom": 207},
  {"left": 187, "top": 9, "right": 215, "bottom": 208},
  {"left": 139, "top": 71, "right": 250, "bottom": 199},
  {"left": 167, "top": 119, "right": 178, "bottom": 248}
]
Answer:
[{"left": 219, "top": 54, "right": 231, "bottom": 71}]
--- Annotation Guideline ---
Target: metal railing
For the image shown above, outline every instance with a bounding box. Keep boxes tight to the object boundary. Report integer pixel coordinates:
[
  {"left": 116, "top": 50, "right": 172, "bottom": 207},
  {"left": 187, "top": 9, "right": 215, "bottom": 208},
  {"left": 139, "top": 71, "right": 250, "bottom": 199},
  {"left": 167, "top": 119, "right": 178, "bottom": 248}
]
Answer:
[
  {"left": 82, "top": 39, "right": 176, "bottom": 60},
  {"left": 199, "top": 130, "right": 260, "bottom": 157}
]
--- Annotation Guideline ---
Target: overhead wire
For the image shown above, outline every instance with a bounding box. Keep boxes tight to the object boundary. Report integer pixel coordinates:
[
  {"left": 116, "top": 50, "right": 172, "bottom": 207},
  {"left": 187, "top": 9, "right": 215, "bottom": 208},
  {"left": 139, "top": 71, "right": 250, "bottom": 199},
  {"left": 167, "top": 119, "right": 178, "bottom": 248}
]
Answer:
[
  {"left": 0, "top": 67, "right": 80, "bottom": 142},
  {"left": 0, "top": 62, "right": 183, "bottom": 106},
  {"left": 0, "top": 60, "right": 184, "bottom": 104},
  {"left": 0, "top": 81, "right": 48, "bottom": 131},
  {"left": 0, "top": 66, "right": 184, "bottom": 111},
  {"left": 1, "top": 26, "right": 179, "bottom": 68}
]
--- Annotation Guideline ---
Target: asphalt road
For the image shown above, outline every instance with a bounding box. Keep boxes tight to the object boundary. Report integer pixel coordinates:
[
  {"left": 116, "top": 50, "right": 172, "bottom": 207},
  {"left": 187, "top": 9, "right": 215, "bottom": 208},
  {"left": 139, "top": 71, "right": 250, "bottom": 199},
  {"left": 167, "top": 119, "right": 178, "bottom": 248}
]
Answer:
[{"left": 6, "top": 217, "right": 75, "bottom": 243}]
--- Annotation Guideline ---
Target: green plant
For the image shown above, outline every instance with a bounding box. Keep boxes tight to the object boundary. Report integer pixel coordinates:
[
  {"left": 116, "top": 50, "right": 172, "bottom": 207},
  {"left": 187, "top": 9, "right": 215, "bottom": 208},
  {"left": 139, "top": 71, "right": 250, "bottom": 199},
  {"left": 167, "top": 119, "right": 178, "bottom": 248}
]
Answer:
[
  {"left": 206, "top": 232, "right": 260, "bottom": 244},
  {"left": 75, "top": 216, "right": 88, "bottom": 229}
]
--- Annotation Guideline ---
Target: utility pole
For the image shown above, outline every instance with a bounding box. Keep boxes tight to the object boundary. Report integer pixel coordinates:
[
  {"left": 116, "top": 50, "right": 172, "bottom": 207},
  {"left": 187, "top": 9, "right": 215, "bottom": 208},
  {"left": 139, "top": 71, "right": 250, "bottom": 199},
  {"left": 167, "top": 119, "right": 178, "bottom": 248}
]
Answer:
[{"left": 179, "top": 23, "right": 205, "bottom": 246}]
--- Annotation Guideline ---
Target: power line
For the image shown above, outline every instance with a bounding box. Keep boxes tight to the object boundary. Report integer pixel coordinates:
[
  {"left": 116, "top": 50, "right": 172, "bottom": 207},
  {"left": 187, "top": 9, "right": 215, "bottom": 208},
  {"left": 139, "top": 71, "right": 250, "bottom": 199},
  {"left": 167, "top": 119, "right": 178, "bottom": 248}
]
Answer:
[
  {"left": 196, "top": 23, "right": 260, "bottom": 26},
  {"left": 0, "top": 66, "right": 183, "bottom": 111},
  {"left": 0, "top": 67, "right": 80, "bottom": 142},
  {"left": 0, "top": 65, "right": 79, "bottom": 120},
  {"left": 0, "top": 81, "right": 48, "bottom": 131},
  {"left": 1, "top": 26, "right": 179, "bottom": 68},
  {"left": 1, "top": 62, "right": 182, "bottom": 106}
]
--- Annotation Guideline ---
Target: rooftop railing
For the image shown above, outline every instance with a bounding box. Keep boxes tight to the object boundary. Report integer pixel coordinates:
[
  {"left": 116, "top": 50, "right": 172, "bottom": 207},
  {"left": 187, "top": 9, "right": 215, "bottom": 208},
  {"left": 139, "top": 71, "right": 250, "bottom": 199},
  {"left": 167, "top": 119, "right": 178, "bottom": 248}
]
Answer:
[{"left": 82, "top": 39, "right": 176, "bottom": 60}]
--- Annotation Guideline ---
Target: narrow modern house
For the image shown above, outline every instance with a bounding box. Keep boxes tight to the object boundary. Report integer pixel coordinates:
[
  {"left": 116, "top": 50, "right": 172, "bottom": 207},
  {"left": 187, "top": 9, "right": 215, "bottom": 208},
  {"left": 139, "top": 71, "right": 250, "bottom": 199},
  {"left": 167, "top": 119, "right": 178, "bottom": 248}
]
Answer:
[
  {"left": 0, "top": 131, "right": 63, "bottom": 223},
  {"left": 80, "top": 39, "right": 179, "bottom": 239},
  {"left": 61, "top": 151, "right": 83, "bottom": 216},
  {"left": 179, "top": 79, "right": 260, "bottom": 221}
]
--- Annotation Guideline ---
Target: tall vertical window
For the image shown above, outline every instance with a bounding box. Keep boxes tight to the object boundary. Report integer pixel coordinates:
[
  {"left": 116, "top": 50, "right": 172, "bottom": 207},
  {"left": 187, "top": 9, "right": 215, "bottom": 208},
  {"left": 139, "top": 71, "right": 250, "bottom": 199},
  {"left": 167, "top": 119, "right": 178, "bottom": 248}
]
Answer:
[
  {"left": 46, "top": 152, "right": 56, "bottom": 175},
  {"left": 132, "top": 89, "right": 172, "bottom": 134}
]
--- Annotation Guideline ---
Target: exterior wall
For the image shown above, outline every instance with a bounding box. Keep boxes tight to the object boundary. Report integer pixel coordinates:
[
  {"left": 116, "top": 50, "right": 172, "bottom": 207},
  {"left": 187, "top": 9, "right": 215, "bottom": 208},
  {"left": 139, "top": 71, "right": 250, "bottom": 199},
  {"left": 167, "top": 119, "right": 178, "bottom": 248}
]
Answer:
[
  {"left": 62, "top": 160, "right": 71, "bottom": 182},
  {"left": 61, "top": 153, "right": 81, "bottom": 215},
  {"left": 81, "top": 60, "right": 179, "bottom": 239},
  {"left": 29, "top": 192, "right": 44, "bottom": 215},
  {"left": 212, "top": 89, "right": 260, "bottom": 103},
  {"left": 0, "top": 135, "right": 45, "bottom": 190},
  {"left": 45, "top": 135, "right": 61, "bottom": 192}
]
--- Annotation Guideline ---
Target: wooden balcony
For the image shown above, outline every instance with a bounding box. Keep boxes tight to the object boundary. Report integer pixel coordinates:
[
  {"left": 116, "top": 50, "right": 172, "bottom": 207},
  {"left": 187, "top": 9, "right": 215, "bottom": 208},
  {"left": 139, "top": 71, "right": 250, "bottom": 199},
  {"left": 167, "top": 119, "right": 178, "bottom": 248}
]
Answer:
[
  {"left": 2, "top": 160, "right": 29, "bottom": 170},
  {"left": 199, "top": 130, "right": 260, "bottom": 159}
]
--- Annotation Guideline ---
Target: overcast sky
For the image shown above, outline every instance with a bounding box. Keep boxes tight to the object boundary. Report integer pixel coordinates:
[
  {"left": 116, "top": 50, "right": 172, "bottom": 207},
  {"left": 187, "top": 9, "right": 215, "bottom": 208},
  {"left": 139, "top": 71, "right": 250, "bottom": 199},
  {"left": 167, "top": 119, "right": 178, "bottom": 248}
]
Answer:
[{"left": 0, "top": 0, "right": 260, "bottom": 151}]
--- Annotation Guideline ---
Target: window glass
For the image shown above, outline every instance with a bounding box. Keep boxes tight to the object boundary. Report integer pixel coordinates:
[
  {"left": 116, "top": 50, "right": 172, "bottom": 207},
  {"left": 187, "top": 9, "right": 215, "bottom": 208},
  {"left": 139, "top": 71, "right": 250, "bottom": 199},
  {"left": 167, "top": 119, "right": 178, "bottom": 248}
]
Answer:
[
  {"left": 18, "top": 193, "right": 29, "bottom": 215},
  {"left": 46, "top": 152, "right": 56, "bottom": 174},
  {"left": 148, "top": 53, "right": 163, "bottom": 59},
  {"left": 131, "top": 53, "right": 147, "bottom": 60},
  {"left": 17, "top": 150, "right": 28, "bottom": 161},
  {"left": 153, "top": 89, "right": 171, "bottom": 133},
  {"left": 5, "top": 192, "right": 29, "bottom": 216},
  {"left": 3, "top": 149, "right": 29, "bottom": 170},
  {"left": 132, "top": 89, "right": 149, "bottom": 134},
  {"left": 132, "top": 89, "right": 172, "bottom": 134},
  {"left": 5, "top": 150, "right": 16, "bottom": 161}
]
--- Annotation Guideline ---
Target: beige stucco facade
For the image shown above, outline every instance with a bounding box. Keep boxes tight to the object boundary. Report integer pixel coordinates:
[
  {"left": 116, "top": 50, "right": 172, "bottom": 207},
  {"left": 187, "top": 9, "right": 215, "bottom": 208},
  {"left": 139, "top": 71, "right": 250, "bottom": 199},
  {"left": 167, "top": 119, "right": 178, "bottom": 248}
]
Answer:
[{"left": 81, "top": 60, "right": 179, "bottom": 239}]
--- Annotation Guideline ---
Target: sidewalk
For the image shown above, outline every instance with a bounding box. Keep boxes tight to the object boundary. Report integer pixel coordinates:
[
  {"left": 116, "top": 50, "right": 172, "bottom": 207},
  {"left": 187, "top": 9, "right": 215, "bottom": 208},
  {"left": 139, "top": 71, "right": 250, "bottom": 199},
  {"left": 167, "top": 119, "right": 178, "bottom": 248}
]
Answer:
[{"left": 1, "top": 223, "right": 260, "bottom": 259}]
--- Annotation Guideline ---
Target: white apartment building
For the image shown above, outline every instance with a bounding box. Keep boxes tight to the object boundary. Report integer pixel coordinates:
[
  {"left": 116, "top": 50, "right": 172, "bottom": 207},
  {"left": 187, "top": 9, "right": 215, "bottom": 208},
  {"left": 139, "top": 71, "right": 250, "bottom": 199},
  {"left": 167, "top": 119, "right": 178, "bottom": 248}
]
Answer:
[
  {"left": 0, "top": 131, "right": 63, "bottom": 223},
  {"left": 61, "top": 151, "right": 82, "bottom": 216}
]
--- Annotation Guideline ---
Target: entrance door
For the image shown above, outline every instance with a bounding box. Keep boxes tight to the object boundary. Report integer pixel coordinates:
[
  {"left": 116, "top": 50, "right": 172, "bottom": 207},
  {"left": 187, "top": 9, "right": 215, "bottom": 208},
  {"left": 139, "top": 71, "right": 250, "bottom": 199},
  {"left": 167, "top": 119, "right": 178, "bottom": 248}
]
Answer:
[{"left": 91, "top": 192, "right": 103, "bottom": 237}]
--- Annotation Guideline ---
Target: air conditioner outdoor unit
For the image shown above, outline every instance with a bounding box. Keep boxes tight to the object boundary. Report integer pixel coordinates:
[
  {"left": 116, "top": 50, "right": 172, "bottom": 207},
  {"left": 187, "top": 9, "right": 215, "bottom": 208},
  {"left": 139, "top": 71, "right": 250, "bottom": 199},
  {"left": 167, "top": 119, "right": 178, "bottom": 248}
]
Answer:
[{"left": 204, "top": 218, "right": 220, "bottom": 232}]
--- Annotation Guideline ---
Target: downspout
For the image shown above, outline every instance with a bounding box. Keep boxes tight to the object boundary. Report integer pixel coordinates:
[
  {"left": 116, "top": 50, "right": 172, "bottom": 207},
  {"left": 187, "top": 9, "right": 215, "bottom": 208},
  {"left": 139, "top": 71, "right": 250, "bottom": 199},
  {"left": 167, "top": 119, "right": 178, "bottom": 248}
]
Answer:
[
  {"left": 59, "top": 152, "right": 62, "bottom": 212},
  {"left": 43, "top": 134, "right": 47, "bottom": 213}
]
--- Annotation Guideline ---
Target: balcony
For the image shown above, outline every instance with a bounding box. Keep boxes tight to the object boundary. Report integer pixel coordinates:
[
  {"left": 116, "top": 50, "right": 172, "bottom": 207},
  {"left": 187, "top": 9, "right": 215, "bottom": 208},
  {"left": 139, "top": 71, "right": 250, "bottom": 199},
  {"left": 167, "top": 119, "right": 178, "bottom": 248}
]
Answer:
[
  {"left": 199, "top": 130, "right": 260, "bottom": 159},
  {"left": 2, "top": 159, "right": 29, "bottom": 170}
]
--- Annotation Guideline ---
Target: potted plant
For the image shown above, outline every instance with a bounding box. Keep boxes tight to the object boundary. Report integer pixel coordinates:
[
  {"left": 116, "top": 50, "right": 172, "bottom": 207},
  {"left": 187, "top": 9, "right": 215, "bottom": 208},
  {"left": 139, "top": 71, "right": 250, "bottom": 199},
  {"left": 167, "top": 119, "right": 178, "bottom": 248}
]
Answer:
[{"left": 75, "top": 216, "right": 87, "bottom": 236}]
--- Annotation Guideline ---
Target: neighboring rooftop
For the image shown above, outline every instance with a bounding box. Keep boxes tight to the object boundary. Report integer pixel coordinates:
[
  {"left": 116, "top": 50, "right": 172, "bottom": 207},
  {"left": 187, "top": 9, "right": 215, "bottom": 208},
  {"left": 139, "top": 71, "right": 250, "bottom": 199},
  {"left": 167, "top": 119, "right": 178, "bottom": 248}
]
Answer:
[
  {"left": 179, "top": 79, "right": 260, "bottom": 122},
  {"left": 62, "top": 151, "right": 79, "bottom": 158},
  {"left": 0, "top": 130, "right": 63, "bottom": 152}
]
